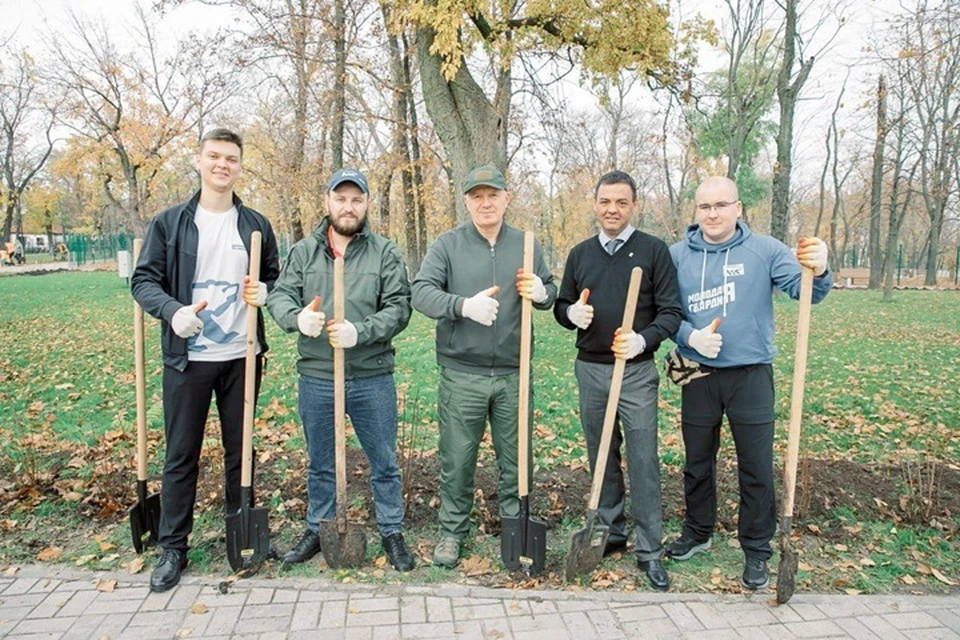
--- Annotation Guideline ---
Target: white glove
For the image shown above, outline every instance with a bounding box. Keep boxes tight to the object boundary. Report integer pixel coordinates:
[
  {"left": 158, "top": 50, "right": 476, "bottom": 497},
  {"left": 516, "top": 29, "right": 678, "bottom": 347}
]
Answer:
[
  {"left": 516, "top": 269, "right": 548, "bottom": 303},
  {"left": 461, "top": 286, "right": 500, "bottom": 326},
  {"left": 612, "top": 329, "right": 645, "bottom": 360},
  {"left": 243, "top": 276, "right": 268, "bottom": 307},
  {"left": 796, "top": 237, "right": 829, "bottom": 276},
  {"left": 171, "top": 302, "right": 206, "bottom": 338},
  {"left": 567, "top": 288, "right": 593, "bottom": 330},
  {"left": 327, "top": 319, "right": 358, "bottom": 349},
  {"left": 688, "top": 318, "right": 722, "bottom": 359},
  {"left": 297, "top": 296, "right": 325, "bottom": 338}
]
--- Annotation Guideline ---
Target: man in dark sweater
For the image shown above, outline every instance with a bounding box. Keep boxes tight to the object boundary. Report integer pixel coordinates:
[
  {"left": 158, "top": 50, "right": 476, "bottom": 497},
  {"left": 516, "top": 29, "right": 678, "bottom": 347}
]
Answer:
[{"left": 554, "top": 170, "right": 682, "bottom": 591}]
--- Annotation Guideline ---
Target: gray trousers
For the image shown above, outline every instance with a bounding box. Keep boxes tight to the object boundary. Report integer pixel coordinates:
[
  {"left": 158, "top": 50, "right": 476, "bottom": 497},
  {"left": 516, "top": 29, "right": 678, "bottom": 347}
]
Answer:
[{"left": 575, "top": 358, "right": 663, "bottom": 561}]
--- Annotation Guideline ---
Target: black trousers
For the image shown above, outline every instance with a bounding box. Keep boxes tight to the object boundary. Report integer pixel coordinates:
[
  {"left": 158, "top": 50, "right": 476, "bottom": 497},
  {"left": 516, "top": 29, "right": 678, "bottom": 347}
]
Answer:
[
  {"left": 158, "top": 356, "right": 261, "bottom": 552},
  {"left": 680, "top": 363, "right": 776, "bottom": 560}
]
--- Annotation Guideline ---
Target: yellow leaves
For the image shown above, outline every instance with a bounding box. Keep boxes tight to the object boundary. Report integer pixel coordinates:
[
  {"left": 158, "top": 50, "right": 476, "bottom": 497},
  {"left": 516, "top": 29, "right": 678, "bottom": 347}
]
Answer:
[
  {"left": 36, "top": 546, "right": 62, "bottom": 562},
  {"left": 126, "top": 557, "right": 145, "bottom": 574},
  {"left": 189, "top": 604, "right": 209, "bottom": 615},
  {"left": 95, "top": 536, "right": 115, "bottom": 552},
  {"left": 94, "top": 578, "right": 117, "bottom": 592},
  {"left": 930, "top": 568, "right": 955, "bottom": 586},
  {"left": 461, "top": 555, "right": 494, "bottom": 577},
  {"left": 590, "top": 569, "right": 626, "bottom": 588}
]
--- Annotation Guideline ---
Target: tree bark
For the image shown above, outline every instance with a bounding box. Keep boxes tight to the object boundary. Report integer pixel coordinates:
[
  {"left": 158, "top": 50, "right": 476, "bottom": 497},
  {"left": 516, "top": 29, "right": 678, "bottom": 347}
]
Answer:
[
  {"left": 771, "top": 0, "right": 814, "bottom": 242},
  {"left": 868, "top": 75, "right": 887, "bottom": 289},
  {"left": 331, "top": 0, "right": 346, "bottom": 171}
]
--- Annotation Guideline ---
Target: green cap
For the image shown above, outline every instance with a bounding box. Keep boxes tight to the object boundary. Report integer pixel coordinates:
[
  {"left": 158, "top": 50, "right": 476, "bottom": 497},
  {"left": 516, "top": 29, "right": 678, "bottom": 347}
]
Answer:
[{"left": 462, "top": 165, "right": 507, "bottom": 194}]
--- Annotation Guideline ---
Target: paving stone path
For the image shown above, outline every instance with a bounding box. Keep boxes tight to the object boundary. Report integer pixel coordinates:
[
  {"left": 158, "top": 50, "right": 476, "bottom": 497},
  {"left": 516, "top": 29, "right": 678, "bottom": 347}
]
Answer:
[{"left": 1, "top": 565, "right": 958, "bottom": 639}]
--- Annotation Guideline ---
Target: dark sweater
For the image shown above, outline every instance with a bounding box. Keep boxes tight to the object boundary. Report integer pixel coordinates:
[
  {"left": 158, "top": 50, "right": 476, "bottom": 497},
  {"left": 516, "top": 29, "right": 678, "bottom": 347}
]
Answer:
[{"left": 554, "top": 230, "right": 682, "bottom": 364}]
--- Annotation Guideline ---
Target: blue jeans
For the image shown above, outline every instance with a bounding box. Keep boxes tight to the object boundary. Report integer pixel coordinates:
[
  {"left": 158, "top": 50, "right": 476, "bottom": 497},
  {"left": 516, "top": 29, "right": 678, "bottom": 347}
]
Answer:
[{"left": 298, "top": 373, "right": 404, "bottom": 536}]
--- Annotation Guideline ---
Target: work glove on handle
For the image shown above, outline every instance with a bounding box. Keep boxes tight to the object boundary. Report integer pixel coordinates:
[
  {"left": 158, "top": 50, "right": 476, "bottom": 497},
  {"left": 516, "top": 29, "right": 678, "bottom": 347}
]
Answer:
[
  {"left": 461, "top": 286, "right": 500, "bottom": 326},
  {"left": 612, "top": 328, "right": 646, "bottom": 360},
  {"left": 171, "top": 301, "right": 207, "bottom": 338},
  {"left": 516, "top": 268, "right": 548, "bottom": 303},
  {"left": 297, "top": 296, "right": 325, "bottom": 338},
  {"left": 243, "top": 276, "right": 268, "bottom": 307},
  {"left": 567, "top": 288, "right": 593, "bottom": 330},
  {"left": 688, "top": 317, "right": 722, "bottom": 359},
  {"left": 327, "top": 319, "right": 358, "bottom": 349},
  {"left": 796, "top": 237, "right": 829, "bottom": 276}
]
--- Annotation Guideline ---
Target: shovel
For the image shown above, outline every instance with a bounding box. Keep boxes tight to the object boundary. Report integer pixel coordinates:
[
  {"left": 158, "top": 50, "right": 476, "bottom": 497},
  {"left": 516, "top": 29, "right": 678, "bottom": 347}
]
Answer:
[
  {"left": 501, "top": 231, "right": 547, "bottom": 576},
  {"left": 317, "top": 256, "right": 367, "bottom": 568},
  {"left": 565, "top": 266, "right": 643, "bottom": 581},
  {"left": 225, "top": 231, "right": 271, "bottom": 573},
  {"left": 776, "top": 263, "right": 815, "bottom": 603},
  {"left": 128, "top": 238, "right": 161, "bottom": 553}
]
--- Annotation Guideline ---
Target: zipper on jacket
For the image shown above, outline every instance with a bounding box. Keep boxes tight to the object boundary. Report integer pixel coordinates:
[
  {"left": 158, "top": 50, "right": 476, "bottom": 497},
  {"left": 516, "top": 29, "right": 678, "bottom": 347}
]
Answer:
[{"left": 490, "top": 243, "right": 497, "bottom": 376}]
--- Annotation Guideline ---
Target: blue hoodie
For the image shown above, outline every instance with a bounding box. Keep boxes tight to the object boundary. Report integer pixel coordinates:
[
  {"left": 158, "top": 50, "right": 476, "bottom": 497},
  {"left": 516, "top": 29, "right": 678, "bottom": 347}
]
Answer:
[{"left": 669, "top": 221, "right": 833, "bottom": 368}]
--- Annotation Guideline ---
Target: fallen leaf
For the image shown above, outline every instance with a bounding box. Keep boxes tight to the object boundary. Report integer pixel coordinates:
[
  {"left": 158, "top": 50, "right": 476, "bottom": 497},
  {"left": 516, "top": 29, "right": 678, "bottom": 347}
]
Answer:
[
  {"left": 175, "top": 628, "right": 193, "bottom": 638},
  {"left": 833, "top": 544, "right": 848, "bottom": 552},
  {"left": 36, "top": 547, "right": 62, "bottom": 562},
  {"left": 3, "top": 565, "right": 20, "bottom": 576},
  {"left": 63, "top": 492, "right": 83, "bottom": 502},
  {"left": 860, "top": 558, "right": 876, "bottom": 567},
  {"left": 931, "top": 569, "right": 956, "bottom": 586},
  {"left": 95, "top": 579, "right": 117, "bottom": 592},
  {"left": 375, "top": 556, "right": 387, "bottom": 567},
  {"left": 96, "top": 536, "right": 116, "bottom": 552},
  {"left": 189, "top": 604, "right": 208, "bottom": 615},
  {"left": 900, "top": 575, "right": 917, "bottom": 585},
  {"left": 460, "top": 555, "right": 494, "bottom": 577},
  {"left": 348, "top": 607, "right": 361, "bottom": 614},
  {"left": 127, "top": 557, "right": 145, "bottom": 574},
  {"left": 798, "top": 562, "right": 815, "bottom": 571},
  {"left": 806, "top": 524, "right": 821, "bottom": 535},
  {"left": 844, "top": 588, "right": 861, "bottom": 595},
  {"left": 917, "top": 564, "right": 933, "bottom": 575}
]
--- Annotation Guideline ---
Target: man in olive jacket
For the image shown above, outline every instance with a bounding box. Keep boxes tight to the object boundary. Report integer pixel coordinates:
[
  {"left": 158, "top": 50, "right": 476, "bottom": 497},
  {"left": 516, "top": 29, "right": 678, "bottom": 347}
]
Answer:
[
  {"left": 411, "top": 165, "right": 557, "bottom": 568},
  {"left": 266, "top": 169, "right": 414, "bottom": 572}
]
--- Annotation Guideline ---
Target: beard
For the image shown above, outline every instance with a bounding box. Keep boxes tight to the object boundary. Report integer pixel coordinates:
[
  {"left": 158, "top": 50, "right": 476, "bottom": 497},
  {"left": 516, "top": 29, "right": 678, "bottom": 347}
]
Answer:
[{"left": 330, "top": 212, "right": 367, "bottom": 236}]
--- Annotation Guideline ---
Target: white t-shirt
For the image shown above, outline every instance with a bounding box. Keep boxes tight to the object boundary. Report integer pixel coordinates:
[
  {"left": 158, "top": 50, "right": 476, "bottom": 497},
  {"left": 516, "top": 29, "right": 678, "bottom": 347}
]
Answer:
[{"left": 187, "top": 205, "right": 260, "bottom": 361}]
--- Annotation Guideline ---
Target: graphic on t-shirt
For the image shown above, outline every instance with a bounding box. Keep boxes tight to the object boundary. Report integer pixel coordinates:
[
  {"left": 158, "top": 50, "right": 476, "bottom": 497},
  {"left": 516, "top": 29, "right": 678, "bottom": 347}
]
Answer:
[
  {"left": 188, "top": 279, "right": 242, "bottom": 352},
  {"left": 687, "top": 282, "right": 736, "bottom": 314}
]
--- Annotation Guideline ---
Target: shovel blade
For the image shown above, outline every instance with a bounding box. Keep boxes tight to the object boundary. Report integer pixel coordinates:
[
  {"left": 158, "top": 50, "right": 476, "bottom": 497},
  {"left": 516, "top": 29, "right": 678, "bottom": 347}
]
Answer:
[
  {"left": 500, "top": 514, "right": 547, "bottom": 576},
  {"left": 317, "top": 520, "right": 367, "bottom": 569},
  {"left": 776, "top": 531, "right": 798, "bottom": 603},
  {"left": 128, "top": 492, "right": 161, "bottom": 554},
  {"left": 225, "top": 505, "right": 270, "bottom": 573},
  {"left": 564, "top": 517, "right": 609, "bottom": 581}
]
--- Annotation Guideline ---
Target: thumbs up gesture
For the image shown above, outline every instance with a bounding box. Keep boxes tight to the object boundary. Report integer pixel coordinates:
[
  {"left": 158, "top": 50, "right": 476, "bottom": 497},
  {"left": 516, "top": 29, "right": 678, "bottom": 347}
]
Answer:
[
  {"left": 461, "top": 286, "right": 500, "bottom": 326},
  {"left": 171, "top": 301, "right": 207, "bottom": 338},
  {"left": 297, "top": 296, "right": 325, "bottom": 338},
  {"left": 688, "top": 317, "right": 722, "bottom": 359},
  {"left": 567, "top": 288, "right": 593, "bottom": 330}
]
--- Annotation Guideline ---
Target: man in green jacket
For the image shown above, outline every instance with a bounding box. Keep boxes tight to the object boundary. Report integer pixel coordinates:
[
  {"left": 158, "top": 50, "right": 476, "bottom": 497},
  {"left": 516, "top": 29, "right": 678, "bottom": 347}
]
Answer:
[
  {"left": 411, "top": 165, "right": 557, "bottom": 568},
  {"left": 266, "top": 168, "right": 414, "bottom": 572}
]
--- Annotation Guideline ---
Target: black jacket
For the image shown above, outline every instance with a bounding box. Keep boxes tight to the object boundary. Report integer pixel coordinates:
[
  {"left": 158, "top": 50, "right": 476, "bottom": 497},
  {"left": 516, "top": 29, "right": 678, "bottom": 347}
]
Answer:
[{"left": 131, "top": 191, "right": 281, "bottom": 372}]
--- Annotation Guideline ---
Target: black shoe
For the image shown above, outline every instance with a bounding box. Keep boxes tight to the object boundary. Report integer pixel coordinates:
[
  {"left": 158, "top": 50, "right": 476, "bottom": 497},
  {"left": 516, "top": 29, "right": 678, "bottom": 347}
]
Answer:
[
  {"left": 282, "top": 529, "right": 321, "bottom": 566},
  {"left": 603, "top": 539, "right": 628, "bottom": 558},
  {"left": 742, "top": 557, "right": 769, "bottom": 590},
  {"left": 382, "top": 533, "right": 415, "bottom": 572},
  {"left": 665, "top": 534, "right": 712, "bottom": 561},
  {"left": 150, "top": 549, "right": 188, "bottom": 593},
  {"left": 638, "top": 558, "right": 670, "bottom": 591}
]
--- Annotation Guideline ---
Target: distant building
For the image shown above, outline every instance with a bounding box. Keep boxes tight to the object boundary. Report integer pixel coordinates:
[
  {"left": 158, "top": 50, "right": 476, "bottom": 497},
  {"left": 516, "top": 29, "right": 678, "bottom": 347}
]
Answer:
[{"left": 8, "top": 233, "right": 65, "bottom": 252}]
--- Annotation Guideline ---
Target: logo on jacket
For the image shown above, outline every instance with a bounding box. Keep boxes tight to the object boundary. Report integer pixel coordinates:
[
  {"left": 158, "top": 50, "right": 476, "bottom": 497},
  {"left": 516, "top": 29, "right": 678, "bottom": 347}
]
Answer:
[
  {"left": 687, "top": 283, "right": 736, "bottom": 314},
  {"left": 724, "top": 263, "right": 744, "bottom": 277}
]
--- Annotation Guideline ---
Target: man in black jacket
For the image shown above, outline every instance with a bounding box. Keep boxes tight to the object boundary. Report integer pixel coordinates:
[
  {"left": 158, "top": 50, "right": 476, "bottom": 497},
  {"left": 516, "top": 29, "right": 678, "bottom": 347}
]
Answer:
[
  {"left": 131, "top": 128, "right": 280, "bottom": 592},
  {"left": 554, "top": 170, "right": 682, "bottom": 591}
]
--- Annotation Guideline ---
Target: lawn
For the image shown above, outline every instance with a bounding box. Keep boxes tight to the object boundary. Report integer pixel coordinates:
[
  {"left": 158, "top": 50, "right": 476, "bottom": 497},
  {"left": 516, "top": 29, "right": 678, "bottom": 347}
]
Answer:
[{"left": 0, "top": 271, "right": 957, "bottom": 595}]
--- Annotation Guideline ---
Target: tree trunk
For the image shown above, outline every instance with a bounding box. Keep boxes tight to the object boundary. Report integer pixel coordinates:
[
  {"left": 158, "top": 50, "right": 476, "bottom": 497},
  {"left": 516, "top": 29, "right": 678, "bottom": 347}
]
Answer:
[
  {"left": 771, "top": 0, "right": 814, "bottom": 242},
  {"left": 331, "top": 0, "right": 346, "bottom": 171},
  {"left": 868, "top": 75, "right": 887, "bottom": 289},
  {"left": 417, "top": 26, "right": 508, "bottom": 224}
]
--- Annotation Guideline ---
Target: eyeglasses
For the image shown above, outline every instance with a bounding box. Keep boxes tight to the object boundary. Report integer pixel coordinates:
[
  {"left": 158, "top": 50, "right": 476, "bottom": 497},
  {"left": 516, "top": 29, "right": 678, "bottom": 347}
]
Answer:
[{"left": 697, "top": 201, "right": 739, "bottom": 213}]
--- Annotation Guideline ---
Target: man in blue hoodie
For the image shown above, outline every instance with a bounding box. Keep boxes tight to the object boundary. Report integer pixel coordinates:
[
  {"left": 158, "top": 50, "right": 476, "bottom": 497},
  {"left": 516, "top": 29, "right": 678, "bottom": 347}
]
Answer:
[{"left": 666, "top": 176, "right": 833, "bottom": 590}]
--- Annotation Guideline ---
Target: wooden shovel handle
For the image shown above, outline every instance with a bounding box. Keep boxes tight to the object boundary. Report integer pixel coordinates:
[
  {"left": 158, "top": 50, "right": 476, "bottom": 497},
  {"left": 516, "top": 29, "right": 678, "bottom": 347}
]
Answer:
[
  {"left": 334, "top": 257, "right": 347, "bottom": 530},
  {"left": 587, "top": 267, "right": 643, "bottom": 511},
  {"left": 518, "top": 232, "right": 534, "bottom": 497},
  {"left": 781, "top": 267, "right": 814, "bottom": 518},
  {"left": 133, "top": 239, "right": 148, "bottom": 482},
  {"left": 241, "top": 231, "right": 262, "bottom": 488}
]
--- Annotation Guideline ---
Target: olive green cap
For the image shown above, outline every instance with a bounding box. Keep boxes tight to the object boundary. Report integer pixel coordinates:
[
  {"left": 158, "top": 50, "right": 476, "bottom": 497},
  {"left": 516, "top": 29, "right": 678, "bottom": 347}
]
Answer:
[{"left": 462, "top": 165, "right": 507, "bottom": 194}]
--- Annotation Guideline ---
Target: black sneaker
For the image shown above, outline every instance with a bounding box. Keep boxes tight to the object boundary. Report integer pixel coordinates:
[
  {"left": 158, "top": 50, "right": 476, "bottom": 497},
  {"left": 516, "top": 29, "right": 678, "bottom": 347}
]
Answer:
[
  {"left": 282, "top": 529, "right": 321, "bottom": 566},
  {"left": 382, "top": 532, "right": 415, "bottom": 572},
  {"left": 665, "top": 534, "right": 712, "bottom": 561},
  {"left": 150, "top": 548, "right": 188, "bottom": 593},
  {"left": 742, "top": 557, "right": 769, "bottom": 590}
]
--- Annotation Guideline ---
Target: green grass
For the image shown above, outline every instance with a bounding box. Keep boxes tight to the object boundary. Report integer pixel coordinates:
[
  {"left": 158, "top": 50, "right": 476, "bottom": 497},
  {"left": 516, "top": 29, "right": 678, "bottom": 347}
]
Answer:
[{"left": 0, "top": 272, "right": 958, "bottom": 594}]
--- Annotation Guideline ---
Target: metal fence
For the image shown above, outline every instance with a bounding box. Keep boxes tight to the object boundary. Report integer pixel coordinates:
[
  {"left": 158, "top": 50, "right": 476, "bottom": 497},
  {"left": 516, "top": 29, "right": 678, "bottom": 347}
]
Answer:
[{"left": 65, "top": 233, "right": 135, "bottom": 266}]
